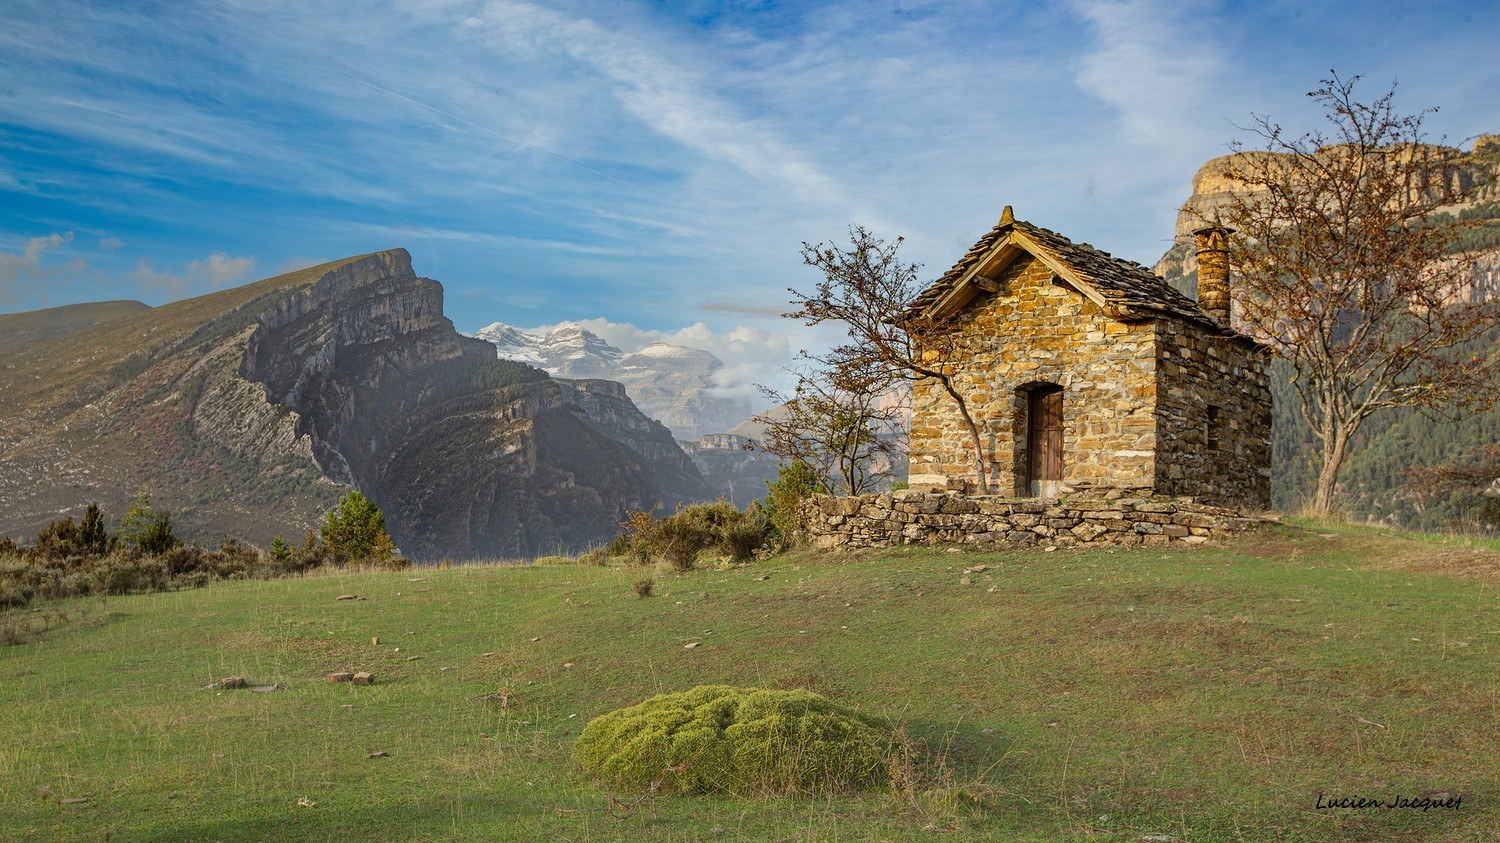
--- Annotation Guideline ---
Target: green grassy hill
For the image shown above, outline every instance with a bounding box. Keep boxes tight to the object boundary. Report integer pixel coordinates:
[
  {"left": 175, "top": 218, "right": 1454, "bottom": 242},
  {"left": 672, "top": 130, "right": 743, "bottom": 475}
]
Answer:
[
  {"left": 0, "top": 257, "right": 372, "bottom": 545},
  {"left": 2, "top": 530, "right": 1495, "bottom": 841},
  {"left": 0, "top": 300, "right": 151, "bottom": 357}
]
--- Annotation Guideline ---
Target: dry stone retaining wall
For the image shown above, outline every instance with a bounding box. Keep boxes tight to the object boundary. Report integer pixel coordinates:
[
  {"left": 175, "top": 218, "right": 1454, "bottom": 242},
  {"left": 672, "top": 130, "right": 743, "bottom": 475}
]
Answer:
[{"left": 805, "top": 490, "right": 1258, "bottom": 550}]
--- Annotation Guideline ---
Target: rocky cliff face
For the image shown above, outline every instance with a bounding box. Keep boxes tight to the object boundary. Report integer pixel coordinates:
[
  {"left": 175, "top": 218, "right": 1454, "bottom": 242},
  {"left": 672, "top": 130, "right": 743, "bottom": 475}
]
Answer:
[
  {"left": 1150, "top": 138, "right": 1500, "bottom": 518},
  {"left": 678, "top": 434, "right": 781, "bottom": 509},
  {"left": 552, "top": 378, "right": 714, "bottom": 506},
  {"left": 474, "top": 322, "right": 754, "bottom": 439},
  {"left": 614, "top": 342, "right": 754, "bottom": 439},
  {"left": 1155, "top": 139, "right": 1500, "bottom": 300},
  {"left": 0, "top": 251, "right": 708, "bottom": 558}
]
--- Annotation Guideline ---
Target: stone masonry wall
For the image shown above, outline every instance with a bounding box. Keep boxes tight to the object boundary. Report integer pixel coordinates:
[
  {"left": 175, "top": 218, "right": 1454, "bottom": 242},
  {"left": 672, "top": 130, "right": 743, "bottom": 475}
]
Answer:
[
  {"left": 1151, "top": 318, "right": 1272, "bottom": 508},
  {"left": 908, "top": 253, "right": 1158, "bottom": 495},
  {"left": 806, "top": 491, "right": 1257, "bottom": 550}
]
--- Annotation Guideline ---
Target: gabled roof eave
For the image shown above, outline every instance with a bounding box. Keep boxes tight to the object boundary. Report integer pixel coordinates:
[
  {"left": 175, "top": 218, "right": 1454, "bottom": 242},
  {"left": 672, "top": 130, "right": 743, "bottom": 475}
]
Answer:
[{"left": 923, "top": 228, "right": 1115, "bottom": 322}]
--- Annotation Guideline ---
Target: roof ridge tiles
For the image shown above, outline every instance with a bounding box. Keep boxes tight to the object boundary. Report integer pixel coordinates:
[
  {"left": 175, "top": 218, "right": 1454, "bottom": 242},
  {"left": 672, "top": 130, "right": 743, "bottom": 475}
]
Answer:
[{"left": 911, "top": 212, "right": 1222, "bottom": 331}]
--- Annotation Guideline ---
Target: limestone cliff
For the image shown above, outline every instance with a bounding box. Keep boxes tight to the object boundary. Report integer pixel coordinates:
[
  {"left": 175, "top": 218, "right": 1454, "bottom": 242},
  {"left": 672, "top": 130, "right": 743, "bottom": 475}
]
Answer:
[
  {"left": 1150, "top": 138, "right": 1500, "bottom": 518},
  {"left": 678, "top": 434, "right": 781, "bottom": 509},
  {"left": 552, "top": 378, "right": 714, "bottom": 505},
  {"left": 1155, "top": 138, "right": 1500, "bottom": 299},
  {"left": 0, "top": 251, "right": 707, "bottom": 558}
]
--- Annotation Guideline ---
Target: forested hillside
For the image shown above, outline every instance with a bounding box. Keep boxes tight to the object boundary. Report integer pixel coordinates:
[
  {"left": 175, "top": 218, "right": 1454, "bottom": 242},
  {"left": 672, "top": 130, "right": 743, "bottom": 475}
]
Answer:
[{"left": 1160, "top": 141, "right": 1500, "bottom": 530}]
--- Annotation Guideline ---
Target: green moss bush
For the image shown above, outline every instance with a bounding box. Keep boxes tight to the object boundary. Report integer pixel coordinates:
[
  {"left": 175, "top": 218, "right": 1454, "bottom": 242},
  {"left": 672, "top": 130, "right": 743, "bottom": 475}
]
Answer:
[{"left": 574, "top": 685, "right": 898, "bottom": 797}]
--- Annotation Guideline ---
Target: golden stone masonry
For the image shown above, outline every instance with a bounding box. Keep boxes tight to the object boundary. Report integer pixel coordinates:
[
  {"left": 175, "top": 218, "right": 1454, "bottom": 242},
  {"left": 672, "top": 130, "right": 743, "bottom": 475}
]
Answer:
[{"left": 904, "top": 206, "right": 1271, "bottom": 509}]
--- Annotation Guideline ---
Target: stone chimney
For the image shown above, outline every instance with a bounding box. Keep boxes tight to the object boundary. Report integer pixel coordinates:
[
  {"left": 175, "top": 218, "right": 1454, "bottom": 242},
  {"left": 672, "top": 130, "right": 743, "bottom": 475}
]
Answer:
[{"left": 1193, "top": 224, "right": 1233, "bottom": 325}]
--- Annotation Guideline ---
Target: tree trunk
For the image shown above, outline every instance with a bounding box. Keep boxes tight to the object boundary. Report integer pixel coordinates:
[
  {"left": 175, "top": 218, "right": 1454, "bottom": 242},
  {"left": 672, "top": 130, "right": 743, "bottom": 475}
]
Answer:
[{"left": 1310, "top": 423, "right": 1352, "bottom": 518}]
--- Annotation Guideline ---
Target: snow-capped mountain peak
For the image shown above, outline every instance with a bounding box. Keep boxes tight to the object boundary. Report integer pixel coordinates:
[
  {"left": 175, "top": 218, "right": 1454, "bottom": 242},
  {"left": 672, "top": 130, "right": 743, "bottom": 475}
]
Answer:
[
  {"left": 473, "top": 322, "right": 545, "bottom": 367},
  {"left": 470, "top": 321, "right": 752, "bottom": 439},
  {"left": 473, "top": 321, "right": 622, "bottom": 377}
]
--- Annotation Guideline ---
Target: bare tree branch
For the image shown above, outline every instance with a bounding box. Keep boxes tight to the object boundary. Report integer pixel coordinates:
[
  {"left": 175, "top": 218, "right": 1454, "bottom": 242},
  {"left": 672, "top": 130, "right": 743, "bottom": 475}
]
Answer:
[
  {"left": 750, "top": 359, "right": 904, "bottom": 496},
  {"left": 787, "top": 227, "right": 991, "bottom": 492},
  {"left": 1199, "top": 72, "right": 1500, "bottom": 516}
]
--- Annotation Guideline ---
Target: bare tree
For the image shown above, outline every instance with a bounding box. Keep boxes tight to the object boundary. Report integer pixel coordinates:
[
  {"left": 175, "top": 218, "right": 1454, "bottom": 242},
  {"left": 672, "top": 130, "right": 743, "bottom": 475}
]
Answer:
[
  {"left": 1209, "top": 72, "right": 1500, "bottom": 516},
  {"left": 752, "top": 359, "right": 903, "bottom": 496},
  {"left": 1403, "top": 445, "right": 1500, "bottom": 532},
  {"left": 789, "top": 227, "right": 991, "bottom": 492}
]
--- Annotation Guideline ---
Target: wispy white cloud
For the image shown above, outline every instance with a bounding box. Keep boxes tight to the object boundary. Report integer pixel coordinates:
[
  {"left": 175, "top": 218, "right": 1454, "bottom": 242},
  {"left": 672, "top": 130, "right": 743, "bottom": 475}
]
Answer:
[
  {"left": 3, "top": 0, "right": 1498, "bottom": 339},
  {"left": 345, "top": 222, "right": 652, "bottom": 258},
  {"left": 542, "top": 317, "right": 797, "bottom": 401},
  {"left": 0, "top": 232, "right": 81, "bottom": 306},
  {"left": 125, "top": 252, "right": 257, "bottom": 298},
  {"left": 1070, "top": 0, "right": 1227, "bottom": 150}
]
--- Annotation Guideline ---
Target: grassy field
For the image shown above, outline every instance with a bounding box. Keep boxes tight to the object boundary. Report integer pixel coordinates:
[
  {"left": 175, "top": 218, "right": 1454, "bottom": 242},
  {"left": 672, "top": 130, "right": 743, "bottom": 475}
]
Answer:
[{"left": 1, "top": 523, "right": 1495, "bottom": 842}]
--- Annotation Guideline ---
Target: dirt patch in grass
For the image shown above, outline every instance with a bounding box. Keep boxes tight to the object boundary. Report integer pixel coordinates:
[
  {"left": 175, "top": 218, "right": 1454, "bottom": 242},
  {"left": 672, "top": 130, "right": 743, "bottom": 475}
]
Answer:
[
  {"left": 1252, "top": 525, "right": 1500, "bottom": 580},
  {"left": 1364, "top": 544, "right": 1500, "bottom": 579}
]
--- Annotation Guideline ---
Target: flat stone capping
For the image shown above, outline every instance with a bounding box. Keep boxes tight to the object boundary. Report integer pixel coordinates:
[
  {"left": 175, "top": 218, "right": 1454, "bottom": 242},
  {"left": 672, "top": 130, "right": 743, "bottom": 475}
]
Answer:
[{"left": 803, "top": 490, "right": 1270, "bottom": 550}]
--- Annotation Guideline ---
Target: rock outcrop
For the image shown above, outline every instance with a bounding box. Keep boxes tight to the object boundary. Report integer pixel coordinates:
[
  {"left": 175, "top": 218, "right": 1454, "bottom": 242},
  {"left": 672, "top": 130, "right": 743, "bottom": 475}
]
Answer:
[
  {"left": 0, "top": 251, "right": 708, "bottom": 558},
  {"left": 473, "top": 322, "right": 754, "bottom": 440},
  {"left": 678, "top": 434, "right": 782, "bottom": 509},
  {"left": 614, "top": 342, "right": 753, "bottom": 440},
  {"left": 1155, "top": 142, "right": 1500, "bottom": 300},
  {"left": 553, "top": 378, "right": 714, "bottom": 506}
]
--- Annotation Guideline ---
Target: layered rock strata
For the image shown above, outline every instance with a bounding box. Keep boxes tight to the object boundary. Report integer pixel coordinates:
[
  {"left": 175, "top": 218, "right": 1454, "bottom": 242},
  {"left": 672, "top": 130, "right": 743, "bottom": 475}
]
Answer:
[{"left": 0, "top": 250, "right": 709, "bottom": 558}]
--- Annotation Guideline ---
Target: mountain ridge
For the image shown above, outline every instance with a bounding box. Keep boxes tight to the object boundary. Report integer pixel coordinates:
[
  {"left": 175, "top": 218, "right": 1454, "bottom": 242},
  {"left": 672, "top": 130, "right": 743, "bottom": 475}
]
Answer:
[
  {"left": 473, "top": 321, "right": 754, "bottom": 439},
  {"left": 0, "top": 251, "right": 710, "bottom": 558}
]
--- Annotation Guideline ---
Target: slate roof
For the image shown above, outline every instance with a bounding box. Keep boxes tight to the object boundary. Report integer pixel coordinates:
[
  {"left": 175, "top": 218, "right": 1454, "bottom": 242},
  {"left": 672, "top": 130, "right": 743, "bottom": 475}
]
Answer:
[{"left": 909, "top": 211, "right": 1222, "bottom": 330}]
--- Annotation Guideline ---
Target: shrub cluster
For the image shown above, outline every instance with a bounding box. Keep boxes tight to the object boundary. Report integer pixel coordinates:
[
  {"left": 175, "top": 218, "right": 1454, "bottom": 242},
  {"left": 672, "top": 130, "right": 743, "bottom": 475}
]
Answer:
[
  {"left": 0, "top": 532, "right": 315, "bottom": 611},
  {"left": 574, "top": 685, "right": 900, "bottom": 797},
  {"left": 611, "top": 500, "right": 770, "bottom": 570},
  {"left": 0, "top": 491, "right": 408, "bottom": 618},
  {"left": 756, "top": 461, "right": 820, "bottom": 551}
]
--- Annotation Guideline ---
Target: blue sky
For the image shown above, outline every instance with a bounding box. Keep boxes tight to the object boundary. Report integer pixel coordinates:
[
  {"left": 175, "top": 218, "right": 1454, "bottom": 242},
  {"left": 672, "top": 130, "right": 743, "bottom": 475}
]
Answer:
[{"left": 3, "top": 0, "right": 1498, "bottom": 388}]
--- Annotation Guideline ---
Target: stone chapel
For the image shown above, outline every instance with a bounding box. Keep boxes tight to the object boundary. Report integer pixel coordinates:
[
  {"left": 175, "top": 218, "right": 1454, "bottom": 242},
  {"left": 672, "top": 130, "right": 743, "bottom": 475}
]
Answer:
[{"left": 905, "top": 206, "right": 1271, "bottom": 510}]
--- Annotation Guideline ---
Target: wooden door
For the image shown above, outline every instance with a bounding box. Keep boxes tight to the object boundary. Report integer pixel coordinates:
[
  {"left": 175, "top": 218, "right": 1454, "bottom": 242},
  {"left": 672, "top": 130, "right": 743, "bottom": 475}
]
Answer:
[{"left": 1027, "top": 386, "right": 1063, "bottom": 496}]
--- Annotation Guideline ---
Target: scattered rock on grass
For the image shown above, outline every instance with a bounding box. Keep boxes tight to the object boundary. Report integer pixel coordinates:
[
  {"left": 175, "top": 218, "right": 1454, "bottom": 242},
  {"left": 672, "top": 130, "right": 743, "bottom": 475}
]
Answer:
[
  {"left": 352, "top": 672, "right": 374, "bottom": 686},
  {"left": 336, "top": 594, "right": 363, "bottom": 601},
  {"left": 206, "top": 676, "right": 248, "bottom": 690},
  {"left": 367, "top": 751, "right": 389, "bottom": 759},
  {"left": 250, "top": 684, "right": 285, "bottom": 693},
  {"left": 326, "top": 672, "right": 355, "bottom": 684}
]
